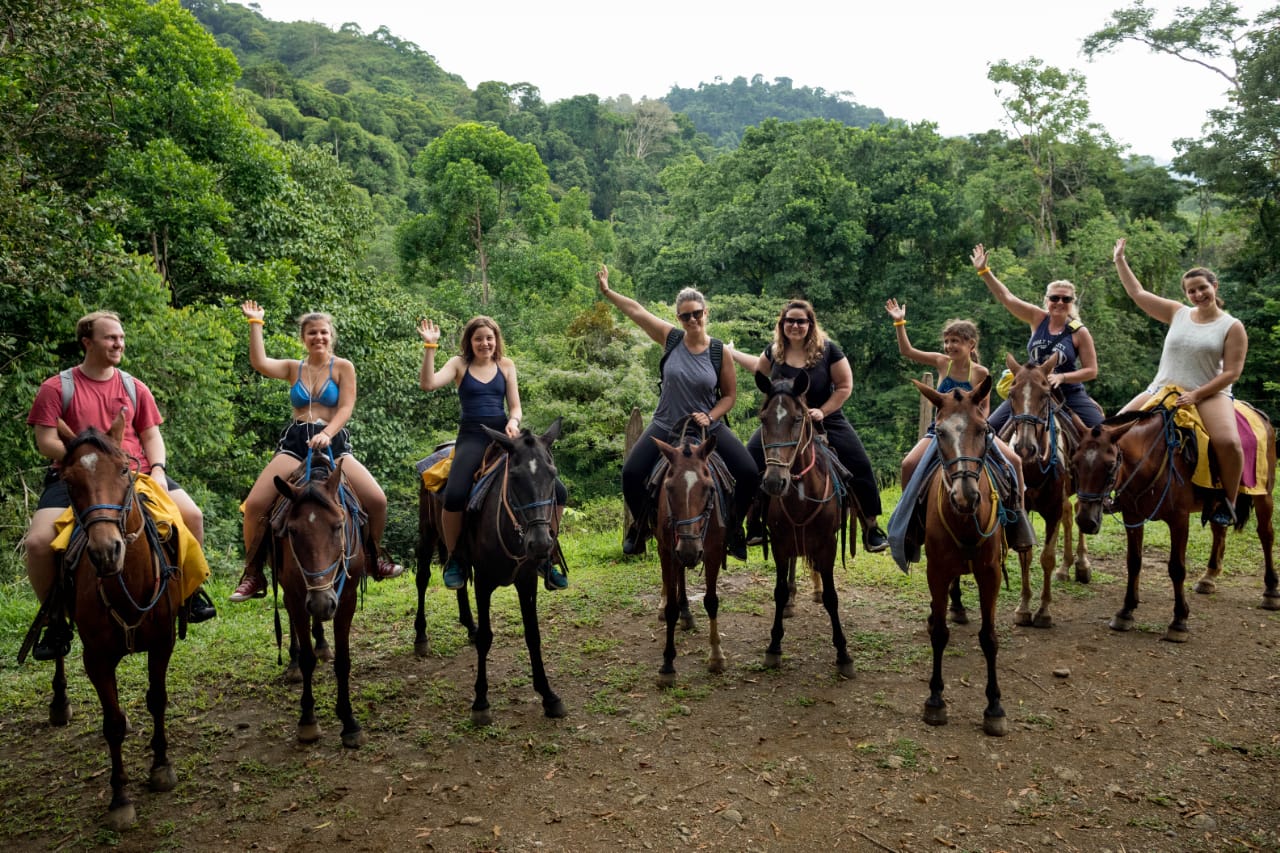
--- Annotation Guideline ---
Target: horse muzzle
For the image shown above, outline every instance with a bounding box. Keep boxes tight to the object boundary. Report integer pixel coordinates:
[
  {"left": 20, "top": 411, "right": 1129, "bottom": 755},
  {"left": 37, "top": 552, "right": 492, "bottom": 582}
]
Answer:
[
  {"left": 761, "top": 471, "right": 790, "bottom": 498},
  {"left": 1075, "top": 502, "right": 1103, "bottom": 536},
  {"left": 306, "top": 588, "right": 339, "bottom": 621}
]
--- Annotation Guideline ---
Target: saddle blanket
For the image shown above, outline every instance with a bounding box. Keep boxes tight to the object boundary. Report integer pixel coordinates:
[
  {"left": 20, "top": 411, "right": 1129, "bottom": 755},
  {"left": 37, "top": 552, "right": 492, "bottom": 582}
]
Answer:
[
  {"left": 416, "top": 442, "right": 456, "bottom": 492},
  {"left": 1141, "top": 385, "right": 1268, "bottom": 495},
  {"left": 51, "top": 474, "right": 210, "bottom": 601}
]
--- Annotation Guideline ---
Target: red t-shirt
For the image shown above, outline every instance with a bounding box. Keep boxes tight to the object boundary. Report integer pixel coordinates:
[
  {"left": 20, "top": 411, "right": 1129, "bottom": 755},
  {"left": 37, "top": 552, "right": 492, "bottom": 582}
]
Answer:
[{"left": 27, "top": 366, "right": 164, "bottom": 471}]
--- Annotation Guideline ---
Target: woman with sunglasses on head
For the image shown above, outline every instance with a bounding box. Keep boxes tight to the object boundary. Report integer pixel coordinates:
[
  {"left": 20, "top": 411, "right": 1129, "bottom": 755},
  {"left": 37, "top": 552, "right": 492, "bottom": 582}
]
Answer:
[
  {"left": 726, "top": 300, "right": 888, "bottom": 553},
  {"left": 598, "top": 264, "right": 758, "bottom": 560},
  {"left": 972, "top": 244, "right": 1104, "bottom": 433}
]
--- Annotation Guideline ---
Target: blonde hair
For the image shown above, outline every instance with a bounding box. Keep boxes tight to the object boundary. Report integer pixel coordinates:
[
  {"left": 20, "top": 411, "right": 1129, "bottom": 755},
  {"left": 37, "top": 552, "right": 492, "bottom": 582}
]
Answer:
[
  {"left": 297, "top": 312, "right": 337, "bottom": 345},
  {"left": 941, "top": 318, "right": 981, "bottom": 364},
  {"left": 771, "top": 299, "right": 827, "bottom": 368},
  {"left": 1043, "top": 280, "right": 1080, "bottom": 321}
]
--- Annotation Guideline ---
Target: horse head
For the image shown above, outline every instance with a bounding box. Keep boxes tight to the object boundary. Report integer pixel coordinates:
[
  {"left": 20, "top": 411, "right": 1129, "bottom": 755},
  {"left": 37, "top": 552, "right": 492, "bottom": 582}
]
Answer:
[
  {"left": 481, "top": 418, "right": 562, "bottom": 565},
  {"left": 654, "top": 432, "right": 718, "bottom": 567},
  {"left": 1070, "top": 411, "right": 1142, "bottom": 535},
  {"left": 58, "top": 411, "right": 138, "bottom": 577},
  {"left": 755, "top": 369, "right": 812, "bottom": 497},
  {"left": 274, "top": 457, "right": 350, "bottom": 621},
  {"left": 914, "top": 374, "right": 993, "bottom": 516},
  {"left": 1004, "top": 352, "right": 1060, "bottom": 467}
]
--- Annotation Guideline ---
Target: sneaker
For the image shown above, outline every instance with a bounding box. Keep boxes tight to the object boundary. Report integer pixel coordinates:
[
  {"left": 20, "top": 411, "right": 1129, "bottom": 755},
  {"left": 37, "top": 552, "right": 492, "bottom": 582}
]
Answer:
[
  {"left": 442, "top": 556, "right": 466, "bottom": 590},
  {"left": 185, "top": 589, "right": 217, "bottom": 623},
  {"left": 540, "top": 561, "right": 569, "bottom": 591},
  {"left": 32, "top": 619, "right": 72, "bottom": 662},
  {"left": 373, "top": 555, "right": 404, "bottom": 580},
  {"left": 862, "top": 524, "right": 889, "bottom": 553},
  {"left": 229, "top": 571, "right": 267, "bottom": 602}
]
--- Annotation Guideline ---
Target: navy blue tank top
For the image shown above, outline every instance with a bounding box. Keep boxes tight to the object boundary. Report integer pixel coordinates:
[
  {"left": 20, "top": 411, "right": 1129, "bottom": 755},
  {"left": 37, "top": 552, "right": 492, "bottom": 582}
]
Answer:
[{"left": 459, "top": 366, "right": 507, "bottom": 422}]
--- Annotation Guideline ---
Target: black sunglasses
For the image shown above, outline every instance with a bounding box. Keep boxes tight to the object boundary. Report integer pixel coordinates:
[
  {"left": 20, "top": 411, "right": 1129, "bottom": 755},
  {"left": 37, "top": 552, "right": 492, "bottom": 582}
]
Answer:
[
  {"left": 1047, "top": 294, "right": 1074, "bottom": 304},
  {"left": 677, "top": 308, "right": 705, "bottom": 323},
  {"left": 783, "top": 317, "right": 810, "bottom": 326}
]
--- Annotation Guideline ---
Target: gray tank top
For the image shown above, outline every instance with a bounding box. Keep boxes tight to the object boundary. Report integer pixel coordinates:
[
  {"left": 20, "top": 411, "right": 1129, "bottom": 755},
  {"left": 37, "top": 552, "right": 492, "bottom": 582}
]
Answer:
[{"left": 652, "top": 341, "right": 718, "bottom": 433}]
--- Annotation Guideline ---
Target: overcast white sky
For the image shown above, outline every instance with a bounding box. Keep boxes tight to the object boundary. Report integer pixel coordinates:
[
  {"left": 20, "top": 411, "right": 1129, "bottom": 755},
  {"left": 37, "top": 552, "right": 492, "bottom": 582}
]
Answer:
[{"left": 245, "top": 0, "right": 1263, "bottom": 163}]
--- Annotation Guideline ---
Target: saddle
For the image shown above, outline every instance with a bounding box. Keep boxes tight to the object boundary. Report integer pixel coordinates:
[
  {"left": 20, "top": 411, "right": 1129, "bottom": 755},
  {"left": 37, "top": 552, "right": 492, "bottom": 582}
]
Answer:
[
  {"left": 1140, "top": 386, "right": 1270, "bottom": 496},
  {"left": 640, "top": 439, "right": 736, "bottom": 537},
  {"left": 415, "top": 441, "right": 456, "bottom": 492}
]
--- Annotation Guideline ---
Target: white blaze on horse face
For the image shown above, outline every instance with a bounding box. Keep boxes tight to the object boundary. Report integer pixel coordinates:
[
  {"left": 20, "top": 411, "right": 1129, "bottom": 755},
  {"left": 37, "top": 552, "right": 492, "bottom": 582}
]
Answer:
[
  {"left": 528, "top": 458, "right": 540, "bottom": 478},
  {"left": 772, "top": 397, "right": 789, "bottom": 426},
  {"left": 937, "top": 412, "right": 966, "bottom": 462},
  {"left": 78, "top": 452, "right": 100, "bottom": 473},
  {"left": 308, "top": 510, "right": 318, "bottom": 524},
  {"left": 682, "top": 469, "right": 698, "bottom": 503}
]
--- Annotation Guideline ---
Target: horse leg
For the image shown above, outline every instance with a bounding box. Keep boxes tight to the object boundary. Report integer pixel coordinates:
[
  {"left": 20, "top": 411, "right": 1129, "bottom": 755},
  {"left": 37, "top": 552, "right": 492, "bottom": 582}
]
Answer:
[
  {"left": 1258, "top": 493, "right": 1280, "bottom": 610},
  {"left": 1196, "top": 521, "right": 1227, "bottom": 595},
  {"left": 705, "top": 560, "right": 724, "bottom": 675},
  {"left": 977, "top": 564, "right": 1008, "bottom": 737},
  {"left": 330, "top": 585, "right": 364, "bottom": 748},
  {"left": 811, "top": 562, "right": 823, "bottom": 604},
  {"left": 86, "top": 652, "right": 135, "bottom": 830},
  {"left": 146, "top": 641, "right": 177, "bottom": 793},
  {"left": 456, "top": 588, "right": 477, "bottom": 642},
  {"left": 285, "top": 619, "right": 302, "bottom": 684},
  {"left": 783, "top": 557, "right": 798, "bottom": 618},
  {"left": 923, "top": 573, "right": 951, "bottom": 727},
  {"left": 49, "top": 654, "right": 71, "bottom": 726},
  {"left": 947, "top": 577, "right": 968, "bottom": 625},
  {"left": 765, "top": 551, "right": 789, "bottom": 668},
  {"left": 1013, "top": 547, "right": 1034, "bottom": 627},
  {"left": 819, "top": 554, "right": 853, "bottom": 680},
  {"left": 515, "top": 575, "right": 567, "bottom": 718},
  {"left": 414, "top": 538, "right": 431, "bottom": 657},
  {"left": 1164, "top": 521, "right": 1191, "bottom": 643},
  {"left": 1032, "top": 506, "right": 1059, "bottom": 628},
  {"left": 678, "top": 569, "right": 695, "bottom": 632},
  {"left": 1064, "top": 498, "right": 1090, "bottom": 583},
  {"left": 471, "top": 584, "right": 495, "bottom": 725},
  {"left": 312, "top": 620, "right": 331, "bottom": 664},
  {"left": 1110, "top": 525, "right": 1145, "bottom": 632},
  {"left": 295, "top": 613, "right": 321, "bottom": 743},
  {"left": 658, "top": 563, "right": 679, "bottom": 688}
]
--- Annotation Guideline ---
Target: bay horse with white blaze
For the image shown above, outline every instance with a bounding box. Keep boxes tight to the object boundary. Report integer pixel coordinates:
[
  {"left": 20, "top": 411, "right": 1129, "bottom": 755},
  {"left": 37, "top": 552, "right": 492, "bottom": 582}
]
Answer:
[
  {"left": 49, "top": 414, "right": 183, "bottom": 829},
  {"left": 271, "top": 456, "right": 366, "bottom": 747},
  {"left": 1071, "top": 402, "right": 1278, "bottom": 642},
  {"left": 913, "top": 376, "right": 1008, "bottom": 736},
  {"left": 755, "top": 370, "right": 854, "bottom": 678}
]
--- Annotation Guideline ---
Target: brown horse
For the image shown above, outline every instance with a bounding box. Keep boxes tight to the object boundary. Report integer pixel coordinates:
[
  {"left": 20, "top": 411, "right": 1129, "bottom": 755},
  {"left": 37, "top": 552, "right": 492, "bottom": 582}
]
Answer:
[
  {"left": 914, "top": 376, "right": 1008, "bottom": 736},
  {"left": 51, "top": 414, "right": 182, "bottom": 830},
  {"left": 1001, "top": 353, "right": 1091, "bottom": 627},
  {"left": 271, "top": 456, "right": 366, "bottom": 747},
  {"left": 755, "top": 370, "right": 854, "bottom": 678},
  {"left": 1071, "top": 403, "right": 1279, "bottom": 642},
  {"left": 653, "top": 433, "right": 727, "bottom": 687}
]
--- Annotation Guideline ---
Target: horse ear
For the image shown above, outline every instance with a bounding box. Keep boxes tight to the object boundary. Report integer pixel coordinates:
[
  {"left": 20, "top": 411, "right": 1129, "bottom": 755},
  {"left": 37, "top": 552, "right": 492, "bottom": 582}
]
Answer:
[
  {"left": 540, "top": 417, "right": 562, "bottom": 444},
  {"left": 912, "top": 378, "right": 944, "bottom": 410},
  {"left": 327, "top": 457, "right": 346, "bottom": 494},
  {"left": 1005, "top": 352, "right": 1020, "bottom": 374},
  {"left": 483, "top": 424, "right": 514, "bottom": 452},
  {"left": 1108, "top": 418, "right": 1141, "bottom": 442},
  {"left": 792, "top": 370, "right": 810, "bottom": 400},
  {"left": 652, "top": 436, "right": 678, "bottom": 464},
  {"left": 108, "top": 409, "right": 126, "bottom": 445},
  {"left": 274, "top": 475, "right": 299, "bottom": 501},
  {"left": 698, "top": 431, "right": 718, "bottom": 458},
  {"left": 1069, "top": 410, "right": 1088, "bottom": 435},
  {"left": 754, "top": 370, "right": 772, "bottom": 396},
  {"left": 1040, "top": 352, "right": 1061, "bottom": 374},
  {"left": 973, "top": 373, "right": 993, "bottom": 406},
  {"left": 56, "top": 418, "right": 77, "bottom": 443}
]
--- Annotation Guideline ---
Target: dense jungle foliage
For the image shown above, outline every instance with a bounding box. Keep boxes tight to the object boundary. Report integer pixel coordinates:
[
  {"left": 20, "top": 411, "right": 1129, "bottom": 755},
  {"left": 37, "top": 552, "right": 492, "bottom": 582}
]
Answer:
[{"left": 2, "top": 0, "right": 1278, "bottom": 576}]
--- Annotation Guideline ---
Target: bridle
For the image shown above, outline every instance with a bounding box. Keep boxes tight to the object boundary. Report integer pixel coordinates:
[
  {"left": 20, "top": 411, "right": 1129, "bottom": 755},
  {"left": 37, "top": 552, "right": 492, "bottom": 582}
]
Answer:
[
  {"left": 493, "top": 451, "right": 558, "bottom": 565},
  {"left": 282, "top": 461, "right": 358, "bottom": 596}
]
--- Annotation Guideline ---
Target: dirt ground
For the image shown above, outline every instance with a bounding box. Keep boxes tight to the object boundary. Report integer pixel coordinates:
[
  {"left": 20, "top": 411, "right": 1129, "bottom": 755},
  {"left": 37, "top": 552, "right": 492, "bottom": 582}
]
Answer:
[{"left": 3, "top": 548, "right": 1279, "bottom": 853}]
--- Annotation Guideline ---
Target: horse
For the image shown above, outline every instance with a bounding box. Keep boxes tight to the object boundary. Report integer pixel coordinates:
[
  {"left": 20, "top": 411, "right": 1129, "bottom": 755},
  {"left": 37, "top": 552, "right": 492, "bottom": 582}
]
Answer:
[
  {"left": 463, "top": 420, "right": 567, "bottom": 726},
  {"left": 913, "top": 376, "right": 1008, "bottom": 736},
  {"left": 1000, "top": 352, "right": 1091, "bottom": 627},
  {"left": 415, "top": 477, "right": 477, "bottom": 656},
  {"left": 755, "top": 370, "right": 854, "bottom": 678},
  {"left": 49, "top": 414, "right": 183, "bottom": 829},
  {"left": 271, "top": 456, "right": 366, "bottom": 747},
  {"left": 653, "top": 432, "right": 727, "bottom": 687},
  {"left": 1070, "top": 402, "right": 1279, "bottom": 642}
]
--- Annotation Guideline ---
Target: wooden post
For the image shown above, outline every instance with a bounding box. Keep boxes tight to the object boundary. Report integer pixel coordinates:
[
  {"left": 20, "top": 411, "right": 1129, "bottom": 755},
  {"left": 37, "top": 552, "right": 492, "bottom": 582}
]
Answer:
[
  {"left": 917, "top": 372, "right": 934, "bottom": 440},
  {"left": 623, "top": 406, "right": 644, "bottom": 531}
]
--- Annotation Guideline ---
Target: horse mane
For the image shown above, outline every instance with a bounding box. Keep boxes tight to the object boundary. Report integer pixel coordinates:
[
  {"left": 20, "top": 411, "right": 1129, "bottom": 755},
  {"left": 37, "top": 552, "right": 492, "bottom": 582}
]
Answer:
[
  {"left": 1100, "top": 409, "right": 1161, "bottom": 428},
  {"left": 61, "top": 427, "right": 124, "bottom": 464}
]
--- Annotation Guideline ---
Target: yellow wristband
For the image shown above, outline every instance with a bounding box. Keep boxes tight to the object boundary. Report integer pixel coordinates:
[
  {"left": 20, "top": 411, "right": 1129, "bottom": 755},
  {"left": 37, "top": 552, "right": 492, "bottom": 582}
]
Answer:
[
  {"left": 423, "top": 342, "right": 438, "bottom": 350},
  {"left": 247, "top": 317, "right": 264, "bottom": 325},
  {"left": 976, "top": 266, "right": 991, "bottom": 276},
  {"left": 893, "top": 319, "right": 906, "bottom": 327}
]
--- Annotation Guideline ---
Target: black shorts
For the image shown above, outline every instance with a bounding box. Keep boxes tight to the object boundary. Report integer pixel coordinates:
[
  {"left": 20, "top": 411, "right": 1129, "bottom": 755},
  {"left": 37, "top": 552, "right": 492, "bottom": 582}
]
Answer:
[
  {"left": 36, "top": 468, "right": 182, "bottom": 511},
  {"left": 275, "top": 420, "right": 352, "bottom": 461}
]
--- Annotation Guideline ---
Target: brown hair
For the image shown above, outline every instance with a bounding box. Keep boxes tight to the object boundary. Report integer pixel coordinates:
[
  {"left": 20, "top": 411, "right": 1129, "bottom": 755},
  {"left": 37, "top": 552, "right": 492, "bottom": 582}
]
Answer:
[
  {"left": 941, "top": 318, "right": 982, "bottom": 364},
  {"left": 771, "top": 299, "right": 827, "bottom": 369},
  {"left": 460, "top": 315, "right": 506, "bottom": 362},
  {"left": 297, "top": 311, "right": 337, "bottom": 345},
  {"left": 1183, "top": 267, "right": 1225, "bottom": 308},
  {"left": 75, "top": 310, "right": 122, "bottom": 349}
]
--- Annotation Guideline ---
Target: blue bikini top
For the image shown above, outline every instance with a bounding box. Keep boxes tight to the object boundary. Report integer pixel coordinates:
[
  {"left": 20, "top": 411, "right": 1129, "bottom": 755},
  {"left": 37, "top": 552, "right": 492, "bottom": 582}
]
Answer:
[{"left": 290, "top": 358, "right": 340, "bottom": 408}]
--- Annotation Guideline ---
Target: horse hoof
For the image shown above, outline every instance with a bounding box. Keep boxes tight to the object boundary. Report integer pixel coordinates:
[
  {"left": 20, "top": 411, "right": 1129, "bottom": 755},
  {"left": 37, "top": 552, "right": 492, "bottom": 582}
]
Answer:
[
  {"left": 1053, "top": 569, "right": 1069, "bottom": 583},
  {"left": 149, "top": 764, "right": 177, "bottom": 792},
  {"left": 1012, "top": 610, "right": 1032, "bottom": 627},
  {"left": 836, "top": 662, "right": 855, "bottom": 680},
  {"left": 341, "top": 729, "right": 367, "bottom": 749},
  {"left": 949, "top": 608, "right": 969, "bottom": 626},
  {"left": 1075, "top": 565, "right": 1091, "bottom": 584},
  {"left": 49, "top": 701, "right": 71, "bottom": 727},
  {"left": 315, "top": 644, "right": 334, "bottom": 663},
  {"left": 471, "top": 708, "right": 494, "bottom": 727},
  {"left": 782, "top": 604, "right": 796, "bottom": 619},
  {"left": 284, "top": 664, "right": 303, "bottom": 685},
  {"left": 1162, "top": 627, "right": 1190, "bottom": 643},
  {"left": 106, "top": 803, "right": 137, "bottom": 832},
  {"left": 811, "top": 591, "right": 822, "bottom": 604},
  {"left": 1109, "top": 614, "right": 1134, "bottom": 632},
  {"left": 544, "top": 700, "right": 568, "bottom": 719},
  {"left": 297, "top": 723, "right": 322, "bottom": 743},
  {"left": 414, "top": 640, "right": 430, "bottom": 658},
  {"left": 922, "top": 705, "right": 948, "bottom": 727},
  {"left": 1032, "top": 612, "right": 1053, "bottom": 629},
  {"left": 680, "top": 613, "right": 696, "bottom": 632},
  {"left": 983, "top": 713, "right": 1009, "bottom": 737},
  {"left": 1193, "top": 580, "right": 1217, "bottom": 595},
  {"left": 1261, "top": 592, "right": 1280, "bottom": 612},
  {"left": 763, "top": 652, "right": 782, "bottom": 669},
  {"left": 656, "top": 671, "right": 676, "bottom": 689}
]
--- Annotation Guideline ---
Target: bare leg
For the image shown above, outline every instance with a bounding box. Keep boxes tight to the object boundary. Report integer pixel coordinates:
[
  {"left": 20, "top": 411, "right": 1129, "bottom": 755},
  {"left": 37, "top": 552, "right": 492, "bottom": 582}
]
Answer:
[{"left": 1199, "top": 394, "right": 1243, "bottom": 509}]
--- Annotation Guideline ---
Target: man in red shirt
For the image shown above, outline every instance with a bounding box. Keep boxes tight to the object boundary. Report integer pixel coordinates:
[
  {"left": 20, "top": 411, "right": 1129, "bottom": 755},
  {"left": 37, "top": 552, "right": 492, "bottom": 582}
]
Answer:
[{"left": 25, "top": 311, "right": 214, "bottom": 660}]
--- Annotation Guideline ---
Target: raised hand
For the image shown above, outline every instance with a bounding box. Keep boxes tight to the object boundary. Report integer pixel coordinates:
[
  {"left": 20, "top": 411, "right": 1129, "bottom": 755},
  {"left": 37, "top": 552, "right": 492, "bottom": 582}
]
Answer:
[
  {"left": 241, "top": 299, "right": 264, "bottom": 321},
  {"left": 885, "top": 298, "right": 907, "bottom": 323},
  {"left": 417, "top": 318, "right": 440, "bottom": 345},
  {"left": 970, "top": 244, "right": 989, "bottom": 271}
]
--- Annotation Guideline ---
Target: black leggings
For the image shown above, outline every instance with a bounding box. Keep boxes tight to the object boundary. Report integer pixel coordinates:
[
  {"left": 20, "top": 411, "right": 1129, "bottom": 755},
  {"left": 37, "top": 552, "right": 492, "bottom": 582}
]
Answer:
[
  {"left": 747, "top": 414, "right": 882, "bottom": 518},
  {"left": 622, "top": 420, "right": 759, "bottom": 526}
]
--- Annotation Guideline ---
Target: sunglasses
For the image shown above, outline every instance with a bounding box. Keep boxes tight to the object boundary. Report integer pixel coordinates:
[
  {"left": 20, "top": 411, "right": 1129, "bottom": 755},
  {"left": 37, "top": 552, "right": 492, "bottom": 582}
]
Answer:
[
  {"left": 1047, "top": 294, "right": 1075, "bottom": 304},
  {"left": 677, "top": 309, "right": 705, "bottom": 323},
  {"left": 783, "top": 317, "right": 810, "bottom": 326}
]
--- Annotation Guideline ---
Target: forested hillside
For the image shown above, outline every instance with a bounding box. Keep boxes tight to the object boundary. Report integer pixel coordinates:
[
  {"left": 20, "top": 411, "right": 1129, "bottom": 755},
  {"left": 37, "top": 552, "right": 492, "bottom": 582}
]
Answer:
[{"left": 3, "top": 0, "right": 1278, "bottom": 578}]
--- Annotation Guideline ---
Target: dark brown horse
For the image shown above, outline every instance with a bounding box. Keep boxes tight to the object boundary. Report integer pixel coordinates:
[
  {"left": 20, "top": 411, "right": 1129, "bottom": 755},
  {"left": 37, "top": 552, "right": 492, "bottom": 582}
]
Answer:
[
  {"left": 914, "top": 376, "right": 1008, "bottom": 736},
  {"left": 51, "top": 414, "right": 182, "bottom": 829},
  {"left": 755, "top": 370, "right": 854, "bottom": 678},
  {"left": 1001, "top": 353, "right": 1091, "bottom": 627},
  {"left": 462, "top": 420, "right": 566, "bottom": 725},
  {"left": 415, "top": 475, "right": 477, "bottom": 656},
  {"left": 653, "top": 433, "right": 727, "bottom": 687},
  {"left": 271, "top": 456, "right": 366, "bottom": 747},
  {"left": 1071, "top": 403, "right": 1279, "bottom": 642}
]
